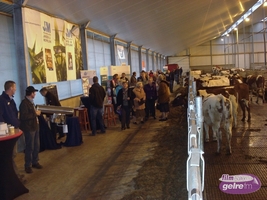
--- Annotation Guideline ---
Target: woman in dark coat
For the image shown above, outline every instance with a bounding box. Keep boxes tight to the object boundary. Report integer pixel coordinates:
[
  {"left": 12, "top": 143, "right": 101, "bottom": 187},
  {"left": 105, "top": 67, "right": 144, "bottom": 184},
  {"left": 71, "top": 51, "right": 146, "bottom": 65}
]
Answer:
[
  {"left": 157, "top": 74, "right": 170, "bottom": 121},
  {"left": 116, "top": 81, "right": 133, "bottom": 130}
]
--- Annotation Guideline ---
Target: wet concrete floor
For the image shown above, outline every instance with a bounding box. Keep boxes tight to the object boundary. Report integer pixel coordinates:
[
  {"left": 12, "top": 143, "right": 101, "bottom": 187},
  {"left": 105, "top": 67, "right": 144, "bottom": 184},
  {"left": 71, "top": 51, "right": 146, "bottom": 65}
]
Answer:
[{"left": 204, "top": 97, "right": 267, "bottom": 200}]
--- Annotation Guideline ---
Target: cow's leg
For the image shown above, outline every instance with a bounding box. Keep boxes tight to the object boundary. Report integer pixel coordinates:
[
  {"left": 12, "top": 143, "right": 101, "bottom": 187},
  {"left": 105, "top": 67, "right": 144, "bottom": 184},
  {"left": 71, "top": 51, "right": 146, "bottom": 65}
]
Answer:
[
  {"left": 240, "top": 100, "right": 246, "bottom": 121},
  {"left": 225, "top": 126, "right": 232, "bottom": 155},
  {"left": 256, "top": 88, "right": 259, "bottom": 104},
  {"left": 210, "top": 125, "right": 217, "bottom": 141},
  {"left": 263, "top": 87, "right": 265, "bottom": 103},
  {"left": 216, "top": 129, "right": 222, "bottom": 154},
  {"left": 247, "top": 102, "right": 251, "bottom": 122},
  {"left": 203, "top": 122, "right": 210, "bottom": 142}
]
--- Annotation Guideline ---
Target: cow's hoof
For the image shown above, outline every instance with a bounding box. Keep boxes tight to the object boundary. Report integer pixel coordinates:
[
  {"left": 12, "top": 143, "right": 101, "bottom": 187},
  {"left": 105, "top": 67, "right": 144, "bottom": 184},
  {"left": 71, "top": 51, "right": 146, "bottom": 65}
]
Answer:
[
  {"left": 226, "top": 151, "right": 232, "bottom": 155},
  {"left": 212, "top": 137, "right": 217, "bottom": 142},
  {"left": 205, "top": 139, "right": 209, "bottom": 143},
  {"left": 247, "top": 119, "right": 251, "bottom": 122},
  {"left": 241, "top": 118, "right": 245, "bottom": 122}
]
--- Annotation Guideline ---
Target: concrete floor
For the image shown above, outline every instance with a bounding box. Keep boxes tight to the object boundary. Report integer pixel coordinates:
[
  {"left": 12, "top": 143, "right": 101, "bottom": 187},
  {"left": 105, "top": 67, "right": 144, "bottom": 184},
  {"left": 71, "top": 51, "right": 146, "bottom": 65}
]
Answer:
[
  {"left": 204, "top": 97, "right": 267, "bottom": 199},
  {"left": 14, "top": 108, "right": 171, "bottom": 200}
]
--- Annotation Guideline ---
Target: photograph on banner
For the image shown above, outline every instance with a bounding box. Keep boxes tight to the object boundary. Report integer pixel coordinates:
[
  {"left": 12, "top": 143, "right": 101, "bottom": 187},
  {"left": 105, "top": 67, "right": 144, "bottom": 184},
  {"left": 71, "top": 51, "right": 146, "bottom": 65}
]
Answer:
[
  {"left": 80, "top": 70, "right": 96, "bottom": 96},
  {"left": 23, "top": 7, "right": 84, "bottom": 84},
  {"left": 117, "top": 45, "right": 125, "bottom": 60}
]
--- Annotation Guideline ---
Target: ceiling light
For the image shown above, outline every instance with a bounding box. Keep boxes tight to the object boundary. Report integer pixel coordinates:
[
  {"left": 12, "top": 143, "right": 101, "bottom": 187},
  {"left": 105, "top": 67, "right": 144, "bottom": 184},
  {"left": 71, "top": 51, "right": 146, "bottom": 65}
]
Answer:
[
  {"left": 222, "top": 0, "right": 265, "bottom": 36},
  {"left": 264, "top": 1, "right": 267, "bottom": 6},
  {"left": 221, "top": 38, "right": 224, "bottom": 41},
  {"left": 234, "top": 28, "right": 238, "bottom": 31},
  {"left": 245, "top": 18, "right": 250, "bottom": 22}
]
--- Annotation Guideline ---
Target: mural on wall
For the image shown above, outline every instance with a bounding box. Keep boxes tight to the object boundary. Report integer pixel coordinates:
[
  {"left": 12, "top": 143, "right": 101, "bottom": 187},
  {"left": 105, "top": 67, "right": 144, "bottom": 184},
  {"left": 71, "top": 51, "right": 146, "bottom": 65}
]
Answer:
[{"left": 23, "top": 7, "right": 83, "bottom": 84}]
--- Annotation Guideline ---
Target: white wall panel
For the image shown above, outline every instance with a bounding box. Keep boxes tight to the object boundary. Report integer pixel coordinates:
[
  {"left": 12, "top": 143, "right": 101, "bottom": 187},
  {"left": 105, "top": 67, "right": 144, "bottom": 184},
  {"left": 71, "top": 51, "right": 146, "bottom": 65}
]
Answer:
[
  {"left": 212, "top": 45, "right": 224, "bottom": 54},
  {"left": 190, "top": 45, "right": 210, "bottom": 55},
  {"left": 212, "top": 55, "right": 226, "bottom": 65},
  {"left": 254, "top": 43, "right": 264, "bottom": 52},
  {"left": 190, "top": 56, "right": 211, "bottom": 66},
  {"left": 168, "top": 56, "right": 189, "bottom": 75}
]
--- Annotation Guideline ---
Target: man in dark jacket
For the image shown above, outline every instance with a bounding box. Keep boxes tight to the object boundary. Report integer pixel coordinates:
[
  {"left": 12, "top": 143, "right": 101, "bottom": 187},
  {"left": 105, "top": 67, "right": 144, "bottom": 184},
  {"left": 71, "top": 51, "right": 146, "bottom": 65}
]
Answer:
[
  {"left": 40, "top": 87, "right": 64, "bottom": 139},
  {"left": 89, "top": 76, "right": 106, "bottom": 136},
  {"left": 40, "top": 87, "right": 61, "bottom": 106},
  {"left": 144, "top": 77, "right": 158, "bottom": 120},
  {"left": 19, "top": 86, "right": 43, "bottom": 173},
  {"left": 0, "top": 80, "right": 26, "bottom": 182}
]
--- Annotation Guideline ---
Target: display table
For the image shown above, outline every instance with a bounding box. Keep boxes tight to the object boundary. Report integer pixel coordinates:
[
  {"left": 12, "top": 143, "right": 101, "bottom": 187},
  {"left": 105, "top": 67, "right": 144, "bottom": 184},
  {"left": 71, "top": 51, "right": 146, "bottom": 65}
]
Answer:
[
  {"left": 63, "top": 117, "right": 83, "bottom": 147},
  {"left": 38, "top": 115, "right": 62, "bottom": 151},
  {"left": 0, "top": 130, "right": 29, "bottom": 200}
]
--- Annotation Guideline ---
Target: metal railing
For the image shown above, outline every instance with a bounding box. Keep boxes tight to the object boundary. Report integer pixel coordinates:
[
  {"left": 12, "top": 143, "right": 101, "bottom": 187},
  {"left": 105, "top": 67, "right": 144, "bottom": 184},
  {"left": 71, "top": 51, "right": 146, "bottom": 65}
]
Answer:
[{"left": 186, "top": 73, "right": 205, "bottom": 200}]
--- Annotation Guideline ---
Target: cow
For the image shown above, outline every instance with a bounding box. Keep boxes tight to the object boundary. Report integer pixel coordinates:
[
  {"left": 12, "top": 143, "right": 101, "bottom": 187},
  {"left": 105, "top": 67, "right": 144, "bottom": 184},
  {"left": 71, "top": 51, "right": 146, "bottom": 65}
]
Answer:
[
  {"left": 202, "top": 94, "right": 233, "bottom": 155},
  {"left": 229, "top": 75, "right": 251, "bottom": 122},
  {"left": 199, "top": 89, "right": 238, "bottom": 128},
  {"left": 243, "top": 75, "right": 265, "bottom": 104}
]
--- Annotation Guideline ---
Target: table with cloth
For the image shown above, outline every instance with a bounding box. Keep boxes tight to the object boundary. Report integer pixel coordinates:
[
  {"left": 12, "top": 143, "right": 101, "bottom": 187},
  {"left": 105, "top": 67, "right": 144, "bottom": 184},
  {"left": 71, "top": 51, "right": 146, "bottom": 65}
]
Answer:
[
  {"left": 63, "top": 116, "right": 83, "bottom": 147},
  {"left": 0, "top": 130, "right": 29, "bottom": 200}
]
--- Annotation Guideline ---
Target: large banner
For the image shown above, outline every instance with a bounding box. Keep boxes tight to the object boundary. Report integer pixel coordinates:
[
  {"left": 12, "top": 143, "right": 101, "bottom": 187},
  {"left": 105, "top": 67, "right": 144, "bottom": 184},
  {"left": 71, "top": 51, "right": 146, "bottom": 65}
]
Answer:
[{"left": 23, "top": 8, "right": 83, "bottom": 84}]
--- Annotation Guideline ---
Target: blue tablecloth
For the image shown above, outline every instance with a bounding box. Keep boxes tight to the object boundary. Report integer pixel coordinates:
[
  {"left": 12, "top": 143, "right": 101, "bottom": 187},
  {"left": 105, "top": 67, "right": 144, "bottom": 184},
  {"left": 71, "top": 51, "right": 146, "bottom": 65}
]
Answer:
[
  {"left": 38, "top": 115, "right": 62, "bottom": 152},
  {"left": 63, "top": 117, "right": 83, "bottom": 147}
]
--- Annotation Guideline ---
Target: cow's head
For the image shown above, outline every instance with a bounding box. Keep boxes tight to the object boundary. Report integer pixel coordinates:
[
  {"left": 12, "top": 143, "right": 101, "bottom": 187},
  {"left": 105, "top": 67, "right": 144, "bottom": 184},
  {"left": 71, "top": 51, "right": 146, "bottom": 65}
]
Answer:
[{"left": 172, "top": 93, "right": 188, "bottom": 108}]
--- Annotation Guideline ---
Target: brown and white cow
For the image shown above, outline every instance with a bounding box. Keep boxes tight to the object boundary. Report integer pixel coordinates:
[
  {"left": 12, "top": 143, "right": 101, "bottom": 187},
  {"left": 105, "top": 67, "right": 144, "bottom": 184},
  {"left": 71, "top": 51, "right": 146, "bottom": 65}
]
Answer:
[
  {"left": 199, "top": 89, "right": 238, "bottom": 128},
  {"left": 244, "top": 75, "right": 265, "bottom": 104},
  {"left": 202, "top": 94, "right": 233, "bottom": 154}
]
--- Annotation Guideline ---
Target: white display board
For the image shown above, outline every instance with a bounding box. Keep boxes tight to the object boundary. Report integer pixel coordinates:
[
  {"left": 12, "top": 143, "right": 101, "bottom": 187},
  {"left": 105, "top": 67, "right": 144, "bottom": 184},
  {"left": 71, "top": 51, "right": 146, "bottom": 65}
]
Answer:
[
  {"left": 100, "top": 66, "right": 108, "bottom": 87},
  {"left": 109, "top": 65, "right": 130, "bottom": 79},
  {"left": 80, "top": 70, "right": 96, "bottom": 96}
]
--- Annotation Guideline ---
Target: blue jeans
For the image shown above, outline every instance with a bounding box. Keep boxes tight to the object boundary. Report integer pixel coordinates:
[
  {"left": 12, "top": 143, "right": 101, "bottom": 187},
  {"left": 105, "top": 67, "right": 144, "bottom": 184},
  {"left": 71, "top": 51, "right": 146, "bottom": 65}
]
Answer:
[
  {"left": 90, "top": 105, "right": 105, "bottom": 135},
  {"left": 24, "top": 128, "right": 40, "bottom": 168}
]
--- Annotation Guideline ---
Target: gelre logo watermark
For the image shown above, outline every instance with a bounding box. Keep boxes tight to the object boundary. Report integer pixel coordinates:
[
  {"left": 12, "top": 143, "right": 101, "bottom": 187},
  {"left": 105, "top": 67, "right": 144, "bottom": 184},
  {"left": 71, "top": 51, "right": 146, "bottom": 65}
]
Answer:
[{"left": 219, "top": 174, "right": 261, "bottom": 194}]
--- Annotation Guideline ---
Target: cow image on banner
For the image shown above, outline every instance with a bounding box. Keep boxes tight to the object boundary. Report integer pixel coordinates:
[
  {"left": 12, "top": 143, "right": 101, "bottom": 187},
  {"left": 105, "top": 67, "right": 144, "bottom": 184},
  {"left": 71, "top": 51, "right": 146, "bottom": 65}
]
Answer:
[{"left": 117, "top": 45, "right": 125, "bottom": 59}]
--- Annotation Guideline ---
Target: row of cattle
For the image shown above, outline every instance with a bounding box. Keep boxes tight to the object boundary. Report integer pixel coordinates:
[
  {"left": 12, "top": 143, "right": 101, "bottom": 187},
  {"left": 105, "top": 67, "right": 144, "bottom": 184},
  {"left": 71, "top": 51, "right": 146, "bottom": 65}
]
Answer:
[{"left": 173, "top": 74, "right": 265, "bottom": 155}]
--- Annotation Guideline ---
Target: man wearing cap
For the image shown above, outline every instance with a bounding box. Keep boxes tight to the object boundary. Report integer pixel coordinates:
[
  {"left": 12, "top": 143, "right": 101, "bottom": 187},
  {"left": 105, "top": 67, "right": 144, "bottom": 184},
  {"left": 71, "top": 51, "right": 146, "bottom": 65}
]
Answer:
[{"left": 19, "top": 86, "right": 43, "bottom": 173}]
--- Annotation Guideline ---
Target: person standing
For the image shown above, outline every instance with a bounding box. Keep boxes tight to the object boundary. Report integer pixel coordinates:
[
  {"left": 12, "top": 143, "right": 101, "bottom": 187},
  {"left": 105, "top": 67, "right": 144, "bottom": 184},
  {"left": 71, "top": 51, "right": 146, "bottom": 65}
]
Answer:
[
  {"left": 89, "top": 76, "right": 106, "bottom": 136},
  {"left": 157, "top": 75, "right": 170, "bottom": 121},
  {"left": 0, "top": 80, "right": 26, "bottom": 182},
  {"left": 132, "top": 82, "right": 146, "bottom": 124},
  {"left": 144, "top": 77, "right": 157, "bottom": 120},
  {"left": 19, "top": 86, "right": 43, "bottom": 174},
  {"left": 130, "top": 72, "right": 137, "bottom": 87},
  {"left": 116, "top": 81, "right": 132, "bottom": 130},
  {"left": 169, "top": 69, "right": 175, "bottom": 93},
  {"left": 120, "top": 72, "right": 129, "bottom": 82},
  {"left": 40, "top": 87, "right": 65, "bottom": 139}
]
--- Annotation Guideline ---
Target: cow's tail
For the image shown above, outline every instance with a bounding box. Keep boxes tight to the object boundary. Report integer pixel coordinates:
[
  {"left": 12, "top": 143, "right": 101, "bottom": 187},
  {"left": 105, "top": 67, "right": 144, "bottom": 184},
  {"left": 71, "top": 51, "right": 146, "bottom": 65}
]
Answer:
[
  {"left": 241, "top": 99, "right": 249, "bottom": 108},
  {"left": 216, "top": 94, "right": 225, "bottom": 113}
]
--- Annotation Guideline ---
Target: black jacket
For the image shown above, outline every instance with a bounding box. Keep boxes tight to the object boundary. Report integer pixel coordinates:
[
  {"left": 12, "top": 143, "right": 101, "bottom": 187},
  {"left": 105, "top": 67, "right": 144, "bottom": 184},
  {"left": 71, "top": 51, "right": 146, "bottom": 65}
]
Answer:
[
  {"left": 116, "top": 88, "right": 133, "bottom": 108},
  {"left": 89, "top": 83, "right": 106, "bottom": 108},
  {"left": 19, "top": 97, "right": 38, "bottom": 132},
  {"left": 0, "top": 91, "right": 20, "bottom": 128},
  {"left": 45, "top": 91, "right": 61, "bottom": 106}
]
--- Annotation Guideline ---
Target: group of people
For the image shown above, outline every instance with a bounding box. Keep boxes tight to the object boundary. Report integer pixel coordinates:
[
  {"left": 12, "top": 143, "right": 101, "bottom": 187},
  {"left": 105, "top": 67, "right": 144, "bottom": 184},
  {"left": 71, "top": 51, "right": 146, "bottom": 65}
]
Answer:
[
  {"left": 0, "top": 81, "right": 43, "bottom": 183},
  {"left": 108, "top": 70, "right": 174, "bottom": 130},
  {"left": 0, "top": 80, "right": 68, "bottom": 184}
]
